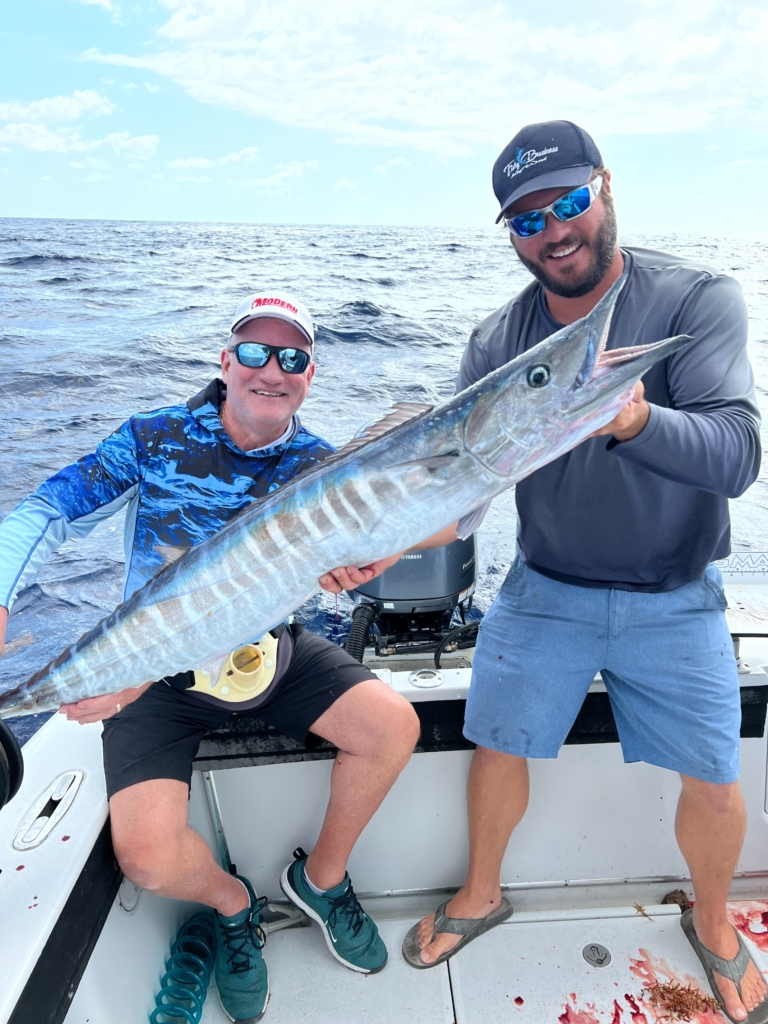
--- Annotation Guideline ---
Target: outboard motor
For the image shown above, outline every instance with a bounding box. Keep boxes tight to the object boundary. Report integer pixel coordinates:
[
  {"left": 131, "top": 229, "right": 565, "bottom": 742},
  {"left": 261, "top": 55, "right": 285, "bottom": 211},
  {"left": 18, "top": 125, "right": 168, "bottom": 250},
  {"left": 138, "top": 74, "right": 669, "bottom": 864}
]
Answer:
[
  {"left": 345, "top": 536, "right": 478, "bottom": 663},
  {"left": 0, "top": 720, "right": 24, "bottom": 810}
]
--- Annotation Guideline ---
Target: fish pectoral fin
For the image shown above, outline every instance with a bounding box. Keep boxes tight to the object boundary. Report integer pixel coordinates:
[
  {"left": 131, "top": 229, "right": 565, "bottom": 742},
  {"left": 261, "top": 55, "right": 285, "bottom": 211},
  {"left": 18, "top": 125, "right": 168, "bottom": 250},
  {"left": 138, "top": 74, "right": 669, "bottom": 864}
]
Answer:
[
  {"left": 154, "top": 544, "right": 191, "bottom": 567},
  {"left": 197, "top": 652, "right": 229, "bottom": 686},
  {"left": 456, "top": 501, "right": 491, "bottom": 539}
]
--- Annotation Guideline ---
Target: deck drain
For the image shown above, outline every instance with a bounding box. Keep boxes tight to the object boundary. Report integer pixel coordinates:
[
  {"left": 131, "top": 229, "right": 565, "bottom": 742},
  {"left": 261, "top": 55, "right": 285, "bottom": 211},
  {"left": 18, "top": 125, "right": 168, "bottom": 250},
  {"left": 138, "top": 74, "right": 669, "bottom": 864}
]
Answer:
[{"left": 582, "top": 943, "right": 611, "bottom": 968}]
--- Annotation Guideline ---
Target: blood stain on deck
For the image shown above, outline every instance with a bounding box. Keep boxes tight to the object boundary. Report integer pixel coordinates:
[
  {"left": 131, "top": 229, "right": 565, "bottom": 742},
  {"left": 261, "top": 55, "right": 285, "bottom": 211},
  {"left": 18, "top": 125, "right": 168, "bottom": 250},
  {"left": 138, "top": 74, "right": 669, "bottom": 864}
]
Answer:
[
  {"left": 558, "top": 996, "right": 600, "bottom": 1024},
  {"left": 629, "top": 949, "right": 725, "bottom": 1023},
  {"left": 728, "top": 902, "right": 768, "bottom": 953},
  {"left": 514, "top": 997, "right": 524, "bottom": 1006},
  {"left": 624, "top": 993, "right": 649, "bottom": 1024}
]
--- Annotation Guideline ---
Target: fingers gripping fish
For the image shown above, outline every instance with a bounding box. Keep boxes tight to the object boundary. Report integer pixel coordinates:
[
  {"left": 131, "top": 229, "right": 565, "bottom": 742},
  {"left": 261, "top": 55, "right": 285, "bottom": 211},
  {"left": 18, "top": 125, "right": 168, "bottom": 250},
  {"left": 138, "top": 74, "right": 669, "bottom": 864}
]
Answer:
[{"left": 0, "top": 277, "right": 690, "bottom": 717}]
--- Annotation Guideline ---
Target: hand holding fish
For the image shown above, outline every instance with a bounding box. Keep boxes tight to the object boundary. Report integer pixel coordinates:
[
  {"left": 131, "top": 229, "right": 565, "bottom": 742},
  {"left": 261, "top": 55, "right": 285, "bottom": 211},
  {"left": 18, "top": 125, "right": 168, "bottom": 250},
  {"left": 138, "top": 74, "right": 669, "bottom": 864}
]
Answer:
[
  {"left": 319, "top": 553, "right": 404, "bottom": 595},
  {"left": 59, "top": 681, "right": 153, "bottom": 725},
  {"left": 590, "top": 381, "right": 649, "bottom": 441}
]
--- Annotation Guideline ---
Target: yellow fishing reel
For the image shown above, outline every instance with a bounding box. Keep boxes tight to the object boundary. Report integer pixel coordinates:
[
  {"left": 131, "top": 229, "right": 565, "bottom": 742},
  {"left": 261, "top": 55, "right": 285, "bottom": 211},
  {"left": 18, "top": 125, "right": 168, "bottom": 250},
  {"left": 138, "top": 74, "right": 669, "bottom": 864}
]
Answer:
[{"left": 191, "top": 633, "right": 279, "bottom": 702}]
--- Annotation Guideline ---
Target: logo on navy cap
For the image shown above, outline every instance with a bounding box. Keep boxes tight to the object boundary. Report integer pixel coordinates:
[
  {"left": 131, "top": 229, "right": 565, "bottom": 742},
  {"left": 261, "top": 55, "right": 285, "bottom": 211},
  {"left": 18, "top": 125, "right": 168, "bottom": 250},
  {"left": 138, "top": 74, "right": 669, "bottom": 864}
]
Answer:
[{"left": 504, "top": 145, "right": 560, "bottom": 181}]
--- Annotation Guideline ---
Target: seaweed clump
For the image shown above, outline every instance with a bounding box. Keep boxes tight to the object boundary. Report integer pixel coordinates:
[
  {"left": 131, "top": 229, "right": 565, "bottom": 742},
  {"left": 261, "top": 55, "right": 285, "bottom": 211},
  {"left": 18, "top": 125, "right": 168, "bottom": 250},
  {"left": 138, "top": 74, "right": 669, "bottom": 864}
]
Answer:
[{"left": 643, "top": 981, "right": 720, "bottom": 1021}]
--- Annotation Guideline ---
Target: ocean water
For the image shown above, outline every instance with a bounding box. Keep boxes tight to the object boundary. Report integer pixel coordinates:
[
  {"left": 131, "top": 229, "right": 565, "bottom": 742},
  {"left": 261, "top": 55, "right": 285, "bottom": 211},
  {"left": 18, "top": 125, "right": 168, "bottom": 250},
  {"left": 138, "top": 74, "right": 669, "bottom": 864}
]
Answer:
[{"left": 1, "top": 219, "right": 767, "bottom": 745}]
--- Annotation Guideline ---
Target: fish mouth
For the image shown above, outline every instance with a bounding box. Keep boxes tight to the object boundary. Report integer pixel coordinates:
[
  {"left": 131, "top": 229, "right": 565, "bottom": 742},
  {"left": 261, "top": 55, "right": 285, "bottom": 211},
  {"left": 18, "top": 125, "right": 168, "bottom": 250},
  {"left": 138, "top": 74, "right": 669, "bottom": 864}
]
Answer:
[
  {"left": 590, "top": 333, "right": 691, "bottom": 380},
  {"left": 570, "top": 330, "right": 691, "bottom": 417}
]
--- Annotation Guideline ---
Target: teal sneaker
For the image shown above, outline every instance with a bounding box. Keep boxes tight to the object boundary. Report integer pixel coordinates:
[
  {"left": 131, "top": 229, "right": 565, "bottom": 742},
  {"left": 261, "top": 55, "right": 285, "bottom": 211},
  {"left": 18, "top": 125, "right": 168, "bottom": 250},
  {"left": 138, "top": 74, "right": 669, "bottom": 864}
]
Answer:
[
  {"left": 280, "top": 848, "right": 388, "bottom": 974},
  {"left": 214, "top": 876, "right": 269, "bottom": 1023}
]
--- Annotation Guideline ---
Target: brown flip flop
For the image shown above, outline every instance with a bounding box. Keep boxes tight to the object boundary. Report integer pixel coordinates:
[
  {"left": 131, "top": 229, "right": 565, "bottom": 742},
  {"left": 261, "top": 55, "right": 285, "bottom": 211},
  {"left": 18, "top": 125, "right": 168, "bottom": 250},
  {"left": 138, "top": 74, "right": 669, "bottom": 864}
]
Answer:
[{"left": 402, "top": 897, "right": 513, "bottom": 969}]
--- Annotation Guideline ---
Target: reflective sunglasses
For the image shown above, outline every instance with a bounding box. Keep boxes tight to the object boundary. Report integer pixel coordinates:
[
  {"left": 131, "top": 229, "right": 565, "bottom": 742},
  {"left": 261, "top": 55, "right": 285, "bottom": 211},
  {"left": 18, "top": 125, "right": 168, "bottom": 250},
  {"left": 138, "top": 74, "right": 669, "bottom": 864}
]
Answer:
[
  {"left": 503, "top": 176, "right": 603, "bottom": 239},
  {"left": 230, "top": 342, "right": 311, "bottom": 374}
]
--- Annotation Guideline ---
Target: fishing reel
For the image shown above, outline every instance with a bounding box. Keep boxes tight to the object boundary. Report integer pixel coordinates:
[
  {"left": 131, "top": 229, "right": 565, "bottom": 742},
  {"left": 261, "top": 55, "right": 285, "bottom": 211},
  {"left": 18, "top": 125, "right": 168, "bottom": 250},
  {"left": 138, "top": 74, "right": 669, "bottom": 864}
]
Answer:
[{"left": 0, "top": 720, "right": 24, "bottom": 810}]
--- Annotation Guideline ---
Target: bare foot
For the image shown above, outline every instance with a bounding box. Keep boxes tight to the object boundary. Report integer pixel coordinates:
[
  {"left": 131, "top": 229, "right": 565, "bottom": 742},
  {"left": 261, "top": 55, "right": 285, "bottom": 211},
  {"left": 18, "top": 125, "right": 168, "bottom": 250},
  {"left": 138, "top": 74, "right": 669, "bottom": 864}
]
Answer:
[
  {"left": 694, "top": 915, "right": 768, "bottom": 1021},
  {"left": 416, "top": 886, "right": 503, "bottom": 965}
]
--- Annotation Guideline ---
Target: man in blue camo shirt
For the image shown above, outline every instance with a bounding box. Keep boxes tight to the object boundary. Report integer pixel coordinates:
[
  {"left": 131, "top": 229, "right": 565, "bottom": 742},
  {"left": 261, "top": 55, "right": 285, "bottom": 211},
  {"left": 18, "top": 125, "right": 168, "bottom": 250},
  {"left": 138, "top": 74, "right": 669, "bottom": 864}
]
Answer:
[{"left": 0, "top": 291, "right": 419, "bottom": 1023}]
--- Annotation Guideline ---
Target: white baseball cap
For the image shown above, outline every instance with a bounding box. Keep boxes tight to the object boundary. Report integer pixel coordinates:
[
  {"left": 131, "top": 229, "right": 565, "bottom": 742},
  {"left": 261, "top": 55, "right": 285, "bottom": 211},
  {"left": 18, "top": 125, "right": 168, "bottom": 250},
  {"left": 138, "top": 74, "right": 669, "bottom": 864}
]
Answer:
[{"left": 230, "top": 291, "right": 314, "bottom": 347}]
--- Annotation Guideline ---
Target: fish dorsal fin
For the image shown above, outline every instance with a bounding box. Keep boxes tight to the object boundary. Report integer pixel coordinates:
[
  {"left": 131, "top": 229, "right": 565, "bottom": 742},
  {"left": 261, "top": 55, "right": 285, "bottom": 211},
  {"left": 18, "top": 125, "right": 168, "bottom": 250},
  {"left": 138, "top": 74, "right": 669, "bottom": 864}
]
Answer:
[
  {"left": 154, "top": 544, "right": 190, "bottom": 567},
  {"left": 319, "top": 402, "right": 434, "bottom": 467},
  {"left": 170, "top": 402, "right": 435, "bottom": 541}
]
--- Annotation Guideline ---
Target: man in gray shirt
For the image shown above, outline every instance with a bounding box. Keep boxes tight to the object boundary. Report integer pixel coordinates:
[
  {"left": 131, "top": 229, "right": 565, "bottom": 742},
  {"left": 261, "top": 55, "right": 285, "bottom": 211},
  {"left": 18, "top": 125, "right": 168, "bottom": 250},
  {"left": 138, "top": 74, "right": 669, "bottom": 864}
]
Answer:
[{"left": 391, "top": 120, "right": 764, "bottom": 1021}]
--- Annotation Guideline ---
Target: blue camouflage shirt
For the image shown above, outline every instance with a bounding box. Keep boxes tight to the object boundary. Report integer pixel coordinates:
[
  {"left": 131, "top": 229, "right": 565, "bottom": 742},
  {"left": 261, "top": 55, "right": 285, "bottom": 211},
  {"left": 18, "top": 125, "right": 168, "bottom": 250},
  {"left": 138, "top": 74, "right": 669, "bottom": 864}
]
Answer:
[{"left": 0, "top": 379, "right": 335, "bottom": 607}]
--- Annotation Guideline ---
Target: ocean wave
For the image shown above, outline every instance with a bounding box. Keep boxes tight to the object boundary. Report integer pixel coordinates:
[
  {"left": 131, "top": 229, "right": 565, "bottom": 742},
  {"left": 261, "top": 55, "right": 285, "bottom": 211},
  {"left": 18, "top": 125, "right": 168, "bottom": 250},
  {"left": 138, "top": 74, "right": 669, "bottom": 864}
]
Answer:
[{"left": 2, "top": 254, "right": 95, "bottom": 267}]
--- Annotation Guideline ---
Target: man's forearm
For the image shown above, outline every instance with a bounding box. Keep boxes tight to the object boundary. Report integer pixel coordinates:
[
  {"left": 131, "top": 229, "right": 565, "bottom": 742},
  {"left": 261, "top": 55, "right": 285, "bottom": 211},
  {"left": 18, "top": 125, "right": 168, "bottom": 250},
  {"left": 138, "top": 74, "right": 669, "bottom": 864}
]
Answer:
[
  {"left": 410, "top": 523, "right": 459, "bottom": 551},
  {"left": 609, "top": 405, "right": 761, "bottom": 498}
]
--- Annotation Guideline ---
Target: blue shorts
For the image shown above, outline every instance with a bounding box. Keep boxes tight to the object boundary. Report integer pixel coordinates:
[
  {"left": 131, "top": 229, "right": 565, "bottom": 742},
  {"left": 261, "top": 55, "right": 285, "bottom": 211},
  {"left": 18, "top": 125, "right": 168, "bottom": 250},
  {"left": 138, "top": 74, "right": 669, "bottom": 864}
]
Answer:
[{"left": 464, "top": 558, "right": 741, "bottom": 784}]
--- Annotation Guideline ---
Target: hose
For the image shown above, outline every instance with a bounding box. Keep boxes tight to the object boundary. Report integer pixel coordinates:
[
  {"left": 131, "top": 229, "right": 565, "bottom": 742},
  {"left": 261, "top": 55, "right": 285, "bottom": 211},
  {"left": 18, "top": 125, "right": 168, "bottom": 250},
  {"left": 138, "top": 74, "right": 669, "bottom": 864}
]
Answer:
[
  {"left": 434, "top": 621, "right": 480, "bottom": 670},
  {"left": 345, "top": 603, "right": 378, "bottom": 663},
  {"left": 150, "top": 912, "right": 217, "bottom": 1023}
]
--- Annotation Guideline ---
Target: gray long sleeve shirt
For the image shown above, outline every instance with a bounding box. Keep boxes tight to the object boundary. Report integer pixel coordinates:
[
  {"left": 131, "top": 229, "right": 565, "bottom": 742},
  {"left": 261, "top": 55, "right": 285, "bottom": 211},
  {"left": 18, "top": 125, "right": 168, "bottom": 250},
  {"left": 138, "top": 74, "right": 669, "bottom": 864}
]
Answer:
[{"left": 456, "top": 247, "right": 761, "bottom": 592}]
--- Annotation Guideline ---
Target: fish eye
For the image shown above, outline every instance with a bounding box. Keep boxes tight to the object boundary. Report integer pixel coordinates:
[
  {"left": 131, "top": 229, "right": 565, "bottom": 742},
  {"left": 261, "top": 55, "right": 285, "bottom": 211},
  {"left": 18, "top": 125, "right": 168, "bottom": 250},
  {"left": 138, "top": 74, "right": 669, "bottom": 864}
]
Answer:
[{"left": 526, "top": 364, "right": 551, "bottom": 388}]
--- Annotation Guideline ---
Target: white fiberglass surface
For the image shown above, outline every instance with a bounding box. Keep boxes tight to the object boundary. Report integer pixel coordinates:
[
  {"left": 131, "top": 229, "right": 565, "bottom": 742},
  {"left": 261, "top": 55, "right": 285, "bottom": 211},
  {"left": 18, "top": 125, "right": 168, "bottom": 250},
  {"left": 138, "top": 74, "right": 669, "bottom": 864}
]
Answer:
[
  {"left": 200, "top": 732, "right": 768, "bottom": 901},
  {"left": 200, "top": 919, "right": 454, "bottom": 1024},
  {"left": 449, "top": 902, "right": 768, "bottom": 1024}
]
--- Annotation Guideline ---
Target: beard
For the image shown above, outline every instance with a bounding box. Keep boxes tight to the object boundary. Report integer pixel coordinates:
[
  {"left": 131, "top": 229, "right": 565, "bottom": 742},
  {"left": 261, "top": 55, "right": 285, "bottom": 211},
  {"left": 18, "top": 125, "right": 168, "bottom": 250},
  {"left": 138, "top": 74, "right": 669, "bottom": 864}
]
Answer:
[{"left": 514, "top": 198, "right": 618, "bottom": 299}]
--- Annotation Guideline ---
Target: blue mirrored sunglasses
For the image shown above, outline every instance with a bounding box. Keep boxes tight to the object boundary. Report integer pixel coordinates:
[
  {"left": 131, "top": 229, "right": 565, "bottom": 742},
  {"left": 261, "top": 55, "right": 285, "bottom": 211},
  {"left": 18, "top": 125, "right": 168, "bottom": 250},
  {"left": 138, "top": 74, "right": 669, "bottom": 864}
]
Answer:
[
  {"left": 503, "top": 176, "right": 603, "bottom": 239},
  {"left": 231, "top": 342, "right": 311, "bottom": 374}
]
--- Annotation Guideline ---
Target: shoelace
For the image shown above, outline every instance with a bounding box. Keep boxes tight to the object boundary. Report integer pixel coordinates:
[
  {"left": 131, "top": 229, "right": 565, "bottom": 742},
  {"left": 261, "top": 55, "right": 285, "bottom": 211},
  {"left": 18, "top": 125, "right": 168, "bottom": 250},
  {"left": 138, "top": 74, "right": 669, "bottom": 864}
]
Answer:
[
  {"left": 326, "top": 882, "right": 367, "bottom": 939},
  {"left": 221, "top": 896, "right": 268, "bottom": 974}
]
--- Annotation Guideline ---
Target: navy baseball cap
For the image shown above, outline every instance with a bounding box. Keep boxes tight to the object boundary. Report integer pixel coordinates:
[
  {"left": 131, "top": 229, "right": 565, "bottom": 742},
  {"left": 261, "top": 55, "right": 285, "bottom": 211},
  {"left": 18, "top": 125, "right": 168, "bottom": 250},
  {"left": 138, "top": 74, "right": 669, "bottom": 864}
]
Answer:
[{"left": 492, "top": 120, "right": 603, "bottom": 223}]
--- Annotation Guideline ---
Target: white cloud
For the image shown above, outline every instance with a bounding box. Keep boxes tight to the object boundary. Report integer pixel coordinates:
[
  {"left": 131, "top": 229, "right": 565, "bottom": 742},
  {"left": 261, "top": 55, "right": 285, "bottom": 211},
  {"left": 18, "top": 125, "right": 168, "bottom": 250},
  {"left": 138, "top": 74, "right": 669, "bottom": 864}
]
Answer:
[
  {"left": 0, "top": 90, "right": 114, "bottom": 123},
  {"left": 333, "top": 177, "right": 356, "bottom": 189},
  {"left": 175, "top": 174, "right": 212, "bottom": 182},
  {"left": 246, "top": 159, "right": 319, "bottom": 194},
  {"left": 104, "top": 131, "right": 159, "bottom": 158},
  {"left": 0, "top": 124, "right": 92, "bottom": 153},
  {"left": 169, "top": 156, "right": 214, "bottom": 168},
  {"left": 75, "top": 0, "right": 115, "bottom": 9},
  {"left": 82, "top": 1, "right": 768, "bottom": 155},
  {"left": 144, "top": 82, "right": 160, "bottom": 93},
  {"left": 0, "top": 122, "right": 158, "bottom": 159},
  {"left": 376, "top": 157, "right": 410, "bottom": 173},
  {"left": 220, "top": 146, "right": 259, "bottom": 163}
]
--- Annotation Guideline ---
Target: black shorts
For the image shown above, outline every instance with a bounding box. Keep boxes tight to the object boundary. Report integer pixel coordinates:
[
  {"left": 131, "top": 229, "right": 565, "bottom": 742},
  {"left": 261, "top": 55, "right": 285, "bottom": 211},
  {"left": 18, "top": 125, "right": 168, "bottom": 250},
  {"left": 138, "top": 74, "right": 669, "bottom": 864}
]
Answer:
[{"left": 102, "top": 624, "right": 375, "bottom": 799}]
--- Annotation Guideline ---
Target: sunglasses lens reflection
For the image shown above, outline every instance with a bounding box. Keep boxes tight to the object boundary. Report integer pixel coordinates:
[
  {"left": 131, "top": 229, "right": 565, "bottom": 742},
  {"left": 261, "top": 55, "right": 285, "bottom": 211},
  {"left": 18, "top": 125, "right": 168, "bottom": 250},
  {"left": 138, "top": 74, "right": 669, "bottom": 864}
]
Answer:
[{"left": 235, "top": 344, "right": 310, "bottom": 374}]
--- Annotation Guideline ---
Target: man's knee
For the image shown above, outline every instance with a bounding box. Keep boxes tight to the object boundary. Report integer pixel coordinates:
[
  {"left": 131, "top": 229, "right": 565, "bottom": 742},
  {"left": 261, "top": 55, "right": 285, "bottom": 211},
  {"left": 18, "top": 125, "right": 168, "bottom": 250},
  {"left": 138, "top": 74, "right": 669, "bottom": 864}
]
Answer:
[
  {"left": 110, "top": 779, "right": 189, "bottom": 890},
  {"left": 111, "top": 824, "right": 177, "bottom": 889},
  {"left": 321, "top": 679, "right": 421, "bottom": 758},
  {"left": 473, "top": 744, "right": 527, "bottom": 771},
  {"left": 392, "top": 694, "right": 421, "bottom": 752},
  {"left": 680, "top": 774, "right": 743, "bottom": 815},
  {"left": 362, "top": 686, "right": 420, "bottom": 757}
]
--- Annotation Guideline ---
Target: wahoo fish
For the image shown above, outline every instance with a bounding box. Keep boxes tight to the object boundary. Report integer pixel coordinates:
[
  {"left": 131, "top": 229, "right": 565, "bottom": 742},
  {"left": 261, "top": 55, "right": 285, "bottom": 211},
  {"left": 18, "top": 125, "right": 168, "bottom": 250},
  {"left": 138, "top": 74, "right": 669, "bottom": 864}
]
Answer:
[{"left": 0, "top": 278, "right": 689, "bottom": 717}]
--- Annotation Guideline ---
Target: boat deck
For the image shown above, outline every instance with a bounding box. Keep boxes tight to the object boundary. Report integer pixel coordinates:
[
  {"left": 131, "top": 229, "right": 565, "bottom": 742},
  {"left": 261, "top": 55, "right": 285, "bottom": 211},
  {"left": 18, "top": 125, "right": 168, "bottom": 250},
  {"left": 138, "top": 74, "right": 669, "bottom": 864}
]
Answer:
[
  {"left": 149, "top": 898, "right": 768, "bottom": 1024},
  {"left": 5, "top": 552, "right": 768, "bottom": 1023}
]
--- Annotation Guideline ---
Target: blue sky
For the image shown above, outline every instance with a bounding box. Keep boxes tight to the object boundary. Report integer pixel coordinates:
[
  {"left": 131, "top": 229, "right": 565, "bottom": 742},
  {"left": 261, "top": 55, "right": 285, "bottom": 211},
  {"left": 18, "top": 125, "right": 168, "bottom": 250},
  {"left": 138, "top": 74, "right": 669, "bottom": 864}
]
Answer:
[{"left": 1, "top": 0, "right": 767, "bottom": 231}]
